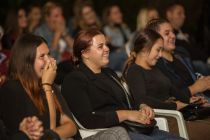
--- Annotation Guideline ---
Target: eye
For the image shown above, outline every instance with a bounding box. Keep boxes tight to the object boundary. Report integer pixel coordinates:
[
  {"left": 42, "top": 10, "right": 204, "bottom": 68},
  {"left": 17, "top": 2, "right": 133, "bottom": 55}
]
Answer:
[{"left": 97, "top": 44, "right": 103, "bottom": 49}]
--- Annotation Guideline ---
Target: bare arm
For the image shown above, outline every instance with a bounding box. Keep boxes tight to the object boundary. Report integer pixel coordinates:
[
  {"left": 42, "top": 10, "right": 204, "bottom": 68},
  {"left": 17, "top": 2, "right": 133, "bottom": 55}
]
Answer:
[{"left": 53, "top": 114, "right": 77, "bottom": 138}]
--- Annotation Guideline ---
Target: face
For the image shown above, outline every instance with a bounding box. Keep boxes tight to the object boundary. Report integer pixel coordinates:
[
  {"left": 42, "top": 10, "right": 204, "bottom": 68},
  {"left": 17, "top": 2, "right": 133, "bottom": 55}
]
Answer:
[
  {"left": 47, "top": 7, "right": 64, "bottom": 28},
  {"left": 28, "top": 7, "right": 41, "bottom": 25},
  {"left": 109, "top": 6, "right": 123, "bottom": 24},
  {"left": 18, "top": 9, "right": 28, "bottom": 29},
  {"left": 168, "top": 5, "right": 185, "bottom": 29},
  {"left": 82, "top": 6, "right": 97, "bottom": 25},
  {"left": 34, "top": 43, "right": 51, "bottom": 78},
  {"left": 145, "top": 39, "right": 163, "bottom": 67},
  {"left": 147, "top": 9, "right": 159, "bottom": 21},
  {"left": 82, "top": 34, "right": 109, "bottom": 69},
  {"left": 158, "top": 22, "right": 176, "bottom": 52}
]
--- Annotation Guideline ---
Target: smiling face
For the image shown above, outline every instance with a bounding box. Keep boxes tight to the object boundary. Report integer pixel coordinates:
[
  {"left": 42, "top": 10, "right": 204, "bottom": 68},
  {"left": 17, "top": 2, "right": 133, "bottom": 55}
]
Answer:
[
  {"left": 34, "top": 43, "right": 51, "bottom": 78},
  {"left": 82, "top": 34, "right": 109, "bottom": 72},
  {"left": 158, "top": 22, "right": 176, "bottom": 52},
  {"left": 145, "top": 38, "right": 163, "bottom": 67}
]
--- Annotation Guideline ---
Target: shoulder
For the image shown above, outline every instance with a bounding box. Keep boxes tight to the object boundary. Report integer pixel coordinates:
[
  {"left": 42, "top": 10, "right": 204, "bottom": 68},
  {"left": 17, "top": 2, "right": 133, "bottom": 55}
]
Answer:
[
  {"left": 127, "top": 64, "right": 143, "bottom": 74},
  {"left": 64, "top": 70, "right": 87, "bottom": 82}
]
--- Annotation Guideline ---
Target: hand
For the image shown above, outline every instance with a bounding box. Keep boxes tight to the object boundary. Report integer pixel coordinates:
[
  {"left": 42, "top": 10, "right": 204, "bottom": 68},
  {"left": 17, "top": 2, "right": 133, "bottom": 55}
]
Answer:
[
  {"left": 139, "top": 104, "right": 155, "bottom": 120},
  {"left": 127, "top": 110, "right": 151, "bottom": 125},
  {"left": 19, "top": 116, "right": 43, "bottom": 140},
  {"left": 41, "top": 57, "right": 57, "bottom": 86},
  {"left": 189, "top": 76, "right": 210, "bottom": 94},
  {"left": 0, "top": 74, "right": 6, "bottom": 86},
  {"left": 190, "top": 96, "right": 208, "bottom": 104},
  {"left": 176, "top": 101, "right": 188, "bottom": 110}
]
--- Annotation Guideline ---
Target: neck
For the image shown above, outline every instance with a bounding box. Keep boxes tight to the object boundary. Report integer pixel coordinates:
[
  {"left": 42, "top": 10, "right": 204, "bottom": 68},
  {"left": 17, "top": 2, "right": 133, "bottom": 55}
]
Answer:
[
  {"left": 162, "top": 50, "right": 173, "bottom": 62},
  {"left": 135, "top": 54, "right": 152, "bottom": 70},
  {"left": 83, "top": 61, "right": 101, "bottom": 74}
]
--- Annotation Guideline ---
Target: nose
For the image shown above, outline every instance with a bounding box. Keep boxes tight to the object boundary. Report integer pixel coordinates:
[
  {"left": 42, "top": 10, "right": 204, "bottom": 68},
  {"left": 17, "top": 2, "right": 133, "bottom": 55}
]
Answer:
[
  {"left": 158, "top": 50, "right": 162, "bottom": 58},
  {"left": 170, "top": 31, "right": 176, "bottom": 40},
  {"left": 44, "top": 55, "right": 51, "bottom": 63},
  {"left": 104, "top": 45, "right": 110, "bottom": 52}
]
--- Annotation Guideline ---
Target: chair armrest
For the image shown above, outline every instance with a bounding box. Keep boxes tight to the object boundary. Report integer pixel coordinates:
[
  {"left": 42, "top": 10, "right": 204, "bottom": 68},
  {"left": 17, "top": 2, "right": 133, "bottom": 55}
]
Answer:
[
  {"left": 154, "top": 109, "right": 189, "bottom": 140},
  {"left": 155, "top": 117, "right": 169, "bottom": 132}
]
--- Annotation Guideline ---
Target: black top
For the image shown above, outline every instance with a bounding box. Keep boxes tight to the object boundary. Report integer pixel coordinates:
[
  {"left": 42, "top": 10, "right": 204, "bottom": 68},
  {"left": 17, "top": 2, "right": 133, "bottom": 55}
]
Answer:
[
  {"left": 0, "top": 79, "right": 72, "bottom": 137},
  {"left": 157, "top": 56, "right": 195, "bottom": 98},
  {"left": 126, "top": 64, "right": 190, "bottom": 110},
  {"left": 61, "top": 62, "right": 135, "bottom": 129}
]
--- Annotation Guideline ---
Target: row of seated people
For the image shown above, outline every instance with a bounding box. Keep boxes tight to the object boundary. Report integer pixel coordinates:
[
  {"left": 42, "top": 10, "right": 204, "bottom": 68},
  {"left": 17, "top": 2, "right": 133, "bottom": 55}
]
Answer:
[
  {"left": 0, "top": 31, "right": 184, "bottom": 140},
  {"left": 1, "top": 24, "right": 210, "bottom": 139}
]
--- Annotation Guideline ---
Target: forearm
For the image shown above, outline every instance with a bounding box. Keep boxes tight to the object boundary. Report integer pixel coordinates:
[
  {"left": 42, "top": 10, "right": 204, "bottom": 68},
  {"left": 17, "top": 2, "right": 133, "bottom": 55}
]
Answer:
[
  {"left": 64, "top": 35, "right": 74, "bottom": 48},
  {"left": 116, "top": 110, "right": 130, "bottom": 122},
  {"left": 53, "top": 121, "right": 77, "bottom": 138}
]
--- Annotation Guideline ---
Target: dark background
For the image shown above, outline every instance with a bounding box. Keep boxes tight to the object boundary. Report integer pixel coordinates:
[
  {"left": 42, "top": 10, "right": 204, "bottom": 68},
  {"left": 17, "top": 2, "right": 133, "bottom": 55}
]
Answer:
[{"left": 0, "top": 0, "right": 210, "bottom": 50}]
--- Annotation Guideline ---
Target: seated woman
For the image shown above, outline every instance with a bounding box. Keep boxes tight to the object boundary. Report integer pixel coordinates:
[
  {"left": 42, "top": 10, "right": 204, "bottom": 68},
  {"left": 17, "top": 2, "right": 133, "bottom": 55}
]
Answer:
[
  {"left": 61, "top": 29, "right": 184, "bottom": 140},
  {"left": 0, "top": 33, "right": 131, "bottom": 140},
  {"left": 146, "top": 18, "right": 210, "bottom": 103},
  {"left": 123, "top": 29, "right": 197, "bottom": 111}
]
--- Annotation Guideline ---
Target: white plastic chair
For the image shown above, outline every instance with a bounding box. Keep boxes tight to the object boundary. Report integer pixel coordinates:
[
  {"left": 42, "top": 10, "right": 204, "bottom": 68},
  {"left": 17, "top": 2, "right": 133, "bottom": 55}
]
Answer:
[
  {"left": 154, "top": 109, "right": 189, "bottom": 140},
  {"left": 72, "top": 114, "right": 170, "bottom": 139}
]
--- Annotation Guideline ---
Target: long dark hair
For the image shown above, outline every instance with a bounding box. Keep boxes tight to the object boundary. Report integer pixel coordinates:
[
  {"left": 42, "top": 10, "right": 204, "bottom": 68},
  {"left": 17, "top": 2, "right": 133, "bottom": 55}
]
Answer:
[
  {"left": 73, "top": 28, "right": 103, "bottom": 65},
  {"left": 123, "top": 29, "right": 163, "bottom": 77},
  {"left": 9, "top": 33, "right": 62, "bottom": 114}
]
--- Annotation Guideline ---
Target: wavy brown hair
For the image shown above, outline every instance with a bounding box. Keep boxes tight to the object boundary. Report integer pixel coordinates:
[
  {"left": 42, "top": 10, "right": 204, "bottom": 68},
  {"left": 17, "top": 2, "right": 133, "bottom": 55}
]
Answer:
[{"left": 9, "top": 33, "right": 62, "bottom": 114}]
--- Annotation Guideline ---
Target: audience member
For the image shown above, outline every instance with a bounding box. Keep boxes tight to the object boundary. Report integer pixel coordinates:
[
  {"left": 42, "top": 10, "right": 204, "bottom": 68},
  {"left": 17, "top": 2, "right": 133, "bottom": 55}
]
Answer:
[
  {"left": 103, "top": 5, "right": 131, "bottom": 71},
  {"left": 35, "top": 1, "right": 73, "bottom": 62},
  {"left": 0, "top": 33, "right": 77, "bottom": 139},
  {"left": 124, "top": 28, "right": 210, "bottom": 140},
  {"left": 166, "top": 2, "right": 210, "bottom": 75},
  {"left": 27, "top": 3, "right": 42, "bottom": 33},
  {"left": 71, "top": 0, "right": 101, "bottom": 37},
  {"left": 61, "top": 29, "right": 184, "bottom": 140}
]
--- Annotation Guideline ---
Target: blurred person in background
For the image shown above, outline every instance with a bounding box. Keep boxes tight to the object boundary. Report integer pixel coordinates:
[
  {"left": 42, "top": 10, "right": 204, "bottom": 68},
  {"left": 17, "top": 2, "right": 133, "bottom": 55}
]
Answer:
[
  {"left": 103, "top": 4, "right": 131, "bottom": 72},
  {"left": 2, "top": 7, "right": 28, "bottom": 50},
  {"left": 70, "top": 0, "right": 101, "bottom": 37},
  {"left": 126, "top": 7, "right": 160, "bottom": 56},
  {"left": 136, "top": 7, "right": 159, "bottom": 31},
  {"left": 27, "top": 3, "right": 42, "bottom": 33},
  {"left": 35, "top": 1, "right": 73, "bottom": 62},
  {"left": 166, "top": 2, "right": 210, "bottom": 75}
]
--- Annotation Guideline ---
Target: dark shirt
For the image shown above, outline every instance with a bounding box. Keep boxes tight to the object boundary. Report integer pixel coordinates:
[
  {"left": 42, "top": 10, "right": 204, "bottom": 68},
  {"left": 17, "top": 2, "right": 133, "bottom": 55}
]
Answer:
[
  {"left": 0, "top": 79, "right": 72, "bottom": 137},
  {"left": 157, "top": 57, "right": 194, "bottom": 98},
  {"left": 126, "top": 64, "right": 190, "bottom": 110},
  {"left": 61, "top": 62, "right": 134, "bottom": 129}
]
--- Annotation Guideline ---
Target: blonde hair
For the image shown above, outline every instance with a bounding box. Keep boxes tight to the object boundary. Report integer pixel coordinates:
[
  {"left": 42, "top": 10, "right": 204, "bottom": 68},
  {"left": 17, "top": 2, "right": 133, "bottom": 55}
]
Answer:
[{"left": 137, "top": 7, "right": 159, "bottom": 30}]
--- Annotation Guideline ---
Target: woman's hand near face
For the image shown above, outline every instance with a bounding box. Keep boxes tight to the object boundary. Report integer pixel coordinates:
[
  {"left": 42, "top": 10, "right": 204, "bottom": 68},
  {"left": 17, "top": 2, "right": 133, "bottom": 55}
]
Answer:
[
  {"left": 41, "top": 57, "right": 57, "bottom": 86},
  {"left": 19, "top": 116, "right": 43, "bottom": 140}
]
